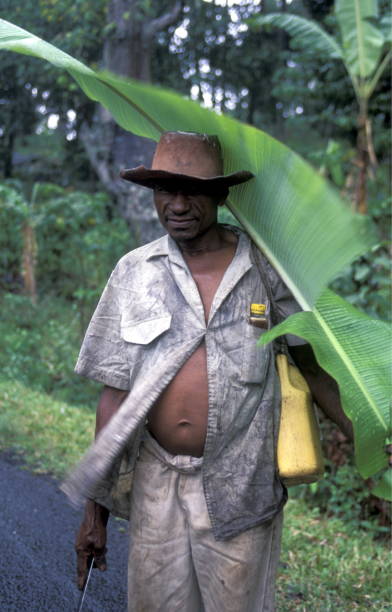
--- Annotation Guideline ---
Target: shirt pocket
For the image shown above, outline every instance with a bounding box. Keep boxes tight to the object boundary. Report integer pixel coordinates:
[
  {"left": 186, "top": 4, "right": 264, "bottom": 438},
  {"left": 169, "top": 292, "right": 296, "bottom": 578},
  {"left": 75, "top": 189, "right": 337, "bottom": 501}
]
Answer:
[
  {"left": 121, "top": 314, "right": 172, "bottom": 345},
  {"left": 240, "top": 322, "right": 270, "bottom": 383}
]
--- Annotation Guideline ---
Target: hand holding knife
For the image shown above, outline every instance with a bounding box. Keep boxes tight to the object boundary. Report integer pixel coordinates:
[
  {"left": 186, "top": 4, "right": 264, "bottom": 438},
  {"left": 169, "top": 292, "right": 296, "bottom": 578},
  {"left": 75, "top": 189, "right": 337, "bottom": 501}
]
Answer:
[
  {"left": 75, "top": 500, "right": 109, "bottom": 610},
  {"left": 76, "top": 557, "right": 94, "bottom": 612}
]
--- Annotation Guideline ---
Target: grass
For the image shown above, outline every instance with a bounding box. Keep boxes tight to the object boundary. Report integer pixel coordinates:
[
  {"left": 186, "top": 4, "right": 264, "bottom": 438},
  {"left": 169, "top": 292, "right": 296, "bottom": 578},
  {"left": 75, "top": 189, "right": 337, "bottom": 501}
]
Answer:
[
  {"left": 0, "top": 293, "right": 101, "bottom": 408},
  {"left": 278, "top": 499, "right": 391, "bottom": 611},
  {"left": 0, "top": 379, "right": 95, "bottom": 476},
  {"left": 0, "top": 379, "right": 390, "bottom": 611}
]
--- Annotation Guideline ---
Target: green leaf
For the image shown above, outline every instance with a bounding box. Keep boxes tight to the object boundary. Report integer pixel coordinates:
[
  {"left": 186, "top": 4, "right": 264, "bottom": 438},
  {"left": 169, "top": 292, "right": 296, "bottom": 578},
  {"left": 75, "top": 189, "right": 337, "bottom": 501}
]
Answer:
[
  {"left": 365, "top": 48, "right": 392, "bottom": 99},
  {"left": 250, "top": 13, "right": 343, "bottom": 59},
  {"left": 259, "top": 290, "right": 391, "bottom": 489},
  {"left": 371, "top": 469, "right": 392, "bottom": 502},
  {"left": 336, "top": 0, "right": 385, "bottom": 79},
  {"left": 0, "top": 19, "right": 376, "bottom": 309},
  {"left": 252, "top": 6, "right": 390, "bottom": 103},
  {"left": 380, "top": 15, "right": 392, "bottom": 45}
]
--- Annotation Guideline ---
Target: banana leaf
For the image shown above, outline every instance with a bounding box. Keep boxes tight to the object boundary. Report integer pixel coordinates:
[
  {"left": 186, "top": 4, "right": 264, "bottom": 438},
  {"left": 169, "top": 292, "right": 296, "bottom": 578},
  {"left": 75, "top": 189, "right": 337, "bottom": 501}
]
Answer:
[
  {"left": 251, "top": 3, "right": 390, "bottom": 96},
  {"left": 260, "top": 290, "right": 391, "bottom": 500},
  {"left": 380, "top": 15, "right": 392, "bottom": 45},
  {"left": 336, "top": 0, "right": 385, "bottom": 79},
  {"left": 250, "top": 13, "right": 343, "bottom": 59},
  {"left": 372, "top": 470, "right": 392, "bottom": 502},
  {"left": 0, "top": 18, "right": 375, "bottom": 310},
  {"left": 1, "top": 19, "right": 389, "bottom": 499}
]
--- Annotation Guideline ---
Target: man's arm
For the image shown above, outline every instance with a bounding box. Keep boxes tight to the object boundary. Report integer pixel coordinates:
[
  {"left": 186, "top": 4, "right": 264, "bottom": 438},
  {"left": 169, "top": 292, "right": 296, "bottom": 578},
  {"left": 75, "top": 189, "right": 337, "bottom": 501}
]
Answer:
[
  {"left": 258, "top": 250, "right": 352, "bottom": 440},
  {"left": 288, "top": 344, "right": 353, "bottom": 441},
  {"left": 95, "top": 385, "right": 129, "bottom": 435},
  {"left": 75, "top": 385, "right": 128, "bottom": 590}
]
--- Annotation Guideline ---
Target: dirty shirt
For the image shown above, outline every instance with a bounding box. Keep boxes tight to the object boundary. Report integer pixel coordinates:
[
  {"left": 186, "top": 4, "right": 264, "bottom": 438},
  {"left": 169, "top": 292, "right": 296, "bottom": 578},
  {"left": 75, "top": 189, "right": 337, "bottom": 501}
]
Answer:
[{"left": 72, "top": 226, "right": 303, "bottom": 541}]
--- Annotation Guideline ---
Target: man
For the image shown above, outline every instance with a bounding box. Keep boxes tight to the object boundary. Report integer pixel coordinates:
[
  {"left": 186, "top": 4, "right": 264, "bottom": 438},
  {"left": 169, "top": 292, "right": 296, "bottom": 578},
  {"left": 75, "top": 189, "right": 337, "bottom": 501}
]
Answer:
[{"left": 72, "top": 131, "right": 352, "bottom": 611}]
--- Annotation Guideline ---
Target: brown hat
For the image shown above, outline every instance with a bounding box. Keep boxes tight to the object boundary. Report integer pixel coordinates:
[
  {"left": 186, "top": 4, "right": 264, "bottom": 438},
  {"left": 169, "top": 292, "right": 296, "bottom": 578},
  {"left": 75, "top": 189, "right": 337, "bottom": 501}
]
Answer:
[{"left": 120, "top": 131, "right": 254, "bottom": 192}]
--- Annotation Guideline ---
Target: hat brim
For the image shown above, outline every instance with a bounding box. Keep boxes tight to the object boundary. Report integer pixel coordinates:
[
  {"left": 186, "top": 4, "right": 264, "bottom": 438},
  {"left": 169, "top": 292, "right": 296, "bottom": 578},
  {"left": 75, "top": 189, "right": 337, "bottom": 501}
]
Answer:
[{"left": 120, "top": 166, "right": 254, "bottom": 191}]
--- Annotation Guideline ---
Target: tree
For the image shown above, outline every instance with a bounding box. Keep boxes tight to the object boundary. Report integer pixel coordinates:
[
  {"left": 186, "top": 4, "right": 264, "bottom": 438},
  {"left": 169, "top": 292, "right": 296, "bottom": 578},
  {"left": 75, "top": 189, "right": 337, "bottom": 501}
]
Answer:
[
  {"left": 0, "top": 0, "right": 185, "bottom": 243},
  {"left": 155, "top": 0, "right": 290, "bottom": 130},
  {"left": 0, "top": 1, "right": 320, "bottom": 240},
  {"left": 251, "top": 0, "right": 392, "bottom": 213},
  {"left": 80, "top": 0, "right": 184, "bottom": 244},
  {"left": 0, "top": 0, "right": 107, "bottom": 185}
]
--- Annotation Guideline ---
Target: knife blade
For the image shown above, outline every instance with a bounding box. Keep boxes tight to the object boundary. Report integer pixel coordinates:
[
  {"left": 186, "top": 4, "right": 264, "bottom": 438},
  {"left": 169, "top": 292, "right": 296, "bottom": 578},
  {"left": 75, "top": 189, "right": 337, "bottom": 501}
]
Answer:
[{"left": 76, "top": 557, "right": 94, "bottom": 612}]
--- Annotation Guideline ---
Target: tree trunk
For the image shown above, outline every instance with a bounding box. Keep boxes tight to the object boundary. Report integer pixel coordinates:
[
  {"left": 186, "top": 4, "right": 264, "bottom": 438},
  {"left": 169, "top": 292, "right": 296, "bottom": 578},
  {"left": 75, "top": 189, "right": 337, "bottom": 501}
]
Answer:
[
  {"left": 21, "top": 220, "right": 37, "bottom": 304},
  {"left": 355, "top": 109, "right": 369, "bottom": 215},
  {"left": 81, "top": 0, "right": 183, "bottom": 246},
  {"left": 354, "top": 100, "right": 377, "bottom": 215},
  {"left": 80, "top": 112, "right": 162, "bottom": 245}
]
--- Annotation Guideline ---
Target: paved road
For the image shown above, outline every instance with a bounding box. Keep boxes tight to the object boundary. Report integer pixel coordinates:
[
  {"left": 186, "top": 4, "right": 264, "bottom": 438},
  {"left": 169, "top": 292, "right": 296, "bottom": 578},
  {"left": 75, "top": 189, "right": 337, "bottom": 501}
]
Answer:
[{"left": 0, "top": 452, "right": 128, "bottom": 611}]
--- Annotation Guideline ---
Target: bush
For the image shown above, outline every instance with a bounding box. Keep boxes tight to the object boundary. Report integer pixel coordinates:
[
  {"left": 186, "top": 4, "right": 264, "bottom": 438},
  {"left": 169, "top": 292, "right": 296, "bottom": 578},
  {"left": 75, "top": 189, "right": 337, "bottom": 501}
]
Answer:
[
  {"left": 33, "top": 184, "right": 131, "bottom": 297},
  {"left": 290, "top": 458, "right": 390, "bottom": 539},
  {"left": 0, "top": 180, "right": 135, "bottom": 406},
  {"left": 0, "top": 183, "right": 27, "bottom": 291},
  {"left": 330, "top": 185, "right": 391, "bottom": 322},
  {"left": 0, "top": 181, "right": 133, "bottom": 320},
  {"left": 0, "top": 293, "right": 100, "bottom": 407}
]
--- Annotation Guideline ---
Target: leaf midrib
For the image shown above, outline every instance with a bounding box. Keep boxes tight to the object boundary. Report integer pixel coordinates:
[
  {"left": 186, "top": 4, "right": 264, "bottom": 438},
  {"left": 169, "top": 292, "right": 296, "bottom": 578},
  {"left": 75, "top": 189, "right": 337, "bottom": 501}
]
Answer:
[
  {"left": 354, "top": 0, "right": 366, "bottom": 78},
  {"left": 313, "top": 305, "right": 387, "bottom": 431},
  {"left": 227, "top": 200, "right": 312, "bottom": 311},
  {"left": 92, "top": 75, "right": 164, "bottom": 134}
]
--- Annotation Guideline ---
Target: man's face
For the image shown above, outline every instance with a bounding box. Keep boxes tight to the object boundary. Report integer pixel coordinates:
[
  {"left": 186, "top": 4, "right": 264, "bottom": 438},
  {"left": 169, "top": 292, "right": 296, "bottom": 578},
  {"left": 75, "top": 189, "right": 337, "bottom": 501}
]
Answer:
[{"left": 153, "top": 186, "right": 225, "bottom": 242}]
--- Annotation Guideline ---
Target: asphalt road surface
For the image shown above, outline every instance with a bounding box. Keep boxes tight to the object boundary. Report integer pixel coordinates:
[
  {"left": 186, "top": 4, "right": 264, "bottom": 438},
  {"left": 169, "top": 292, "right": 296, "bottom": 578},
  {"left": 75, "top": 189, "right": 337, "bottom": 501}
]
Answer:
[{"left": 0, "top": 452, "right": 128, "bottom": 611}]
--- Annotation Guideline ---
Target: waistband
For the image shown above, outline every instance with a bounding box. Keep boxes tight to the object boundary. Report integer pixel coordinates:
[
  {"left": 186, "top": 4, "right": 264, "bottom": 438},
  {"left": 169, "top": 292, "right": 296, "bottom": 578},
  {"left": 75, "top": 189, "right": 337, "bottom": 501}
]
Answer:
[{"left": 142, "top": 429, "right": 203, "bottom": 474}]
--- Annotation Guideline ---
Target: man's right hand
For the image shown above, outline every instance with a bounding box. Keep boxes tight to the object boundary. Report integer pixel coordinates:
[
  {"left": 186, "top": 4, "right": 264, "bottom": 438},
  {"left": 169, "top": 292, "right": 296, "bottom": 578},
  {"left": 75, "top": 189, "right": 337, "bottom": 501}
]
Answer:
[{"left": 75, "top": 499, "right": 109, "bottom": 590}]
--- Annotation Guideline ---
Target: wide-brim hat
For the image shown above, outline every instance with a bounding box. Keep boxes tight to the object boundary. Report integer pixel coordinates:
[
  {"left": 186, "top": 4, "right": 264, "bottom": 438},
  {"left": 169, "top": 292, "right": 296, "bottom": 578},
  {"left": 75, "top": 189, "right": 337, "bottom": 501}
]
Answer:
[{"left": 120, "top": 131, "right": 254, "bottom": 192}]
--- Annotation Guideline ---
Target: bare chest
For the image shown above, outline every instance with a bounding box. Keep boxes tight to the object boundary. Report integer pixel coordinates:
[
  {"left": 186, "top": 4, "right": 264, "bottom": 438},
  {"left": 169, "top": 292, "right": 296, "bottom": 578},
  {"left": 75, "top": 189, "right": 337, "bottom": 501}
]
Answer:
[
  {"left": 192, "top": 269, "right": 224, "bottom": 321},
  {"left": 185, "top": 248, "right": 236, "bottom": 321}
]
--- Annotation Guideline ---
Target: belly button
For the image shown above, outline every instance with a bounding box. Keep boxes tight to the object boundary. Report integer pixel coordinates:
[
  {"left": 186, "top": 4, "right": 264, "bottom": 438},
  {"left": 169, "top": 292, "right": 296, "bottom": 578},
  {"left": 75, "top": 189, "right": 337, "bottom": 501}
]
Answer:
[{"left": 178, "top": 420, "right": 191, "bottom": 427}]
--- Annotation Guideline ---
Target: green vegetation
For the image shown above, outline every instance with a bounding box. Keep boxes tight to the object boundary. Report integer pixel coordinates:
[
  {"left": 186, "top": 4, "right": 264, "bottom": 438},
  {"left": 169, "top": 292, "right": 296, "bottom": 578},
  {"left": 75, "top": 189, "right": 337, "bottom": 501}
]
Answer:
[
  {"left": 0, "top": 379, "right": 389, "bottom": 611},
  {"left": 0, "top": 293, "right": 100, "bottom": 407},
  {"left": 252, "top": 0, "right": 391, "bottom": 214},
  {"left": 278, "top": 499, "right": 391, "bottom": 611},
  {"left": 1, "top": 17, "right": 391, "bottom": 495},
  {"left": 294, "top": 458, "right": 390, "bottom": 538},
  {"left": 0, "top": 2, "right": 390, "bottom": 606},
  {"left": 0, "top": 380, "right": 94, "bottom": 477},
  {"left": 0, "top": 181, "right": 132, "bottom": 306},
  {"left": 0, "top": 181, "right": 132, "bottom": 407},
  {"left": 261, "top": 289, "right": 391, "bottom": 499},
  {"left": 0, "top": 18, "right": 375, "bottom": 308},
  {"left": 0, "top": 181, "right": 389, "bottom": 609}
]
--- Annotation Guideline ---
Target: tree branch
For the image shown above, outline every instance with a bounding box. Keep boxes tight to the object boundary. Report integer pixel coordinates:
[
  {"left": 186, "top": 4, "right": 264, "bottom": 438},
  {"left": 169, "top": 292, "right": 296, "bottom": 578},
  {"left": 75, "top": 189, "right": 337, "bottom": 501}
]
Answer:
[
  {"left": 143, "top": 1, "right": 183, "bottom": 41},
  {"left": 79, "top": 121, "right": 118, "bottom": 196}
]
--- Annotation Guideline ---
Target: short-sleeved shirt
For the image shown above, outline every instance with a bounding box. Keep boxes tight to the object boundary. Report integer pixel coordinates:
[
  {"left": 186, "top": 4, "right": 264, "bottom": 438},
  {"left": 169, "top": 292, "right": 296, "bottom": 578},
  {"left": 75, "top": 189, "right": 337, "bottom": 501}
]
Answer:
[{"left": 69, "top": 226, "right": 303, "bottom": 540}]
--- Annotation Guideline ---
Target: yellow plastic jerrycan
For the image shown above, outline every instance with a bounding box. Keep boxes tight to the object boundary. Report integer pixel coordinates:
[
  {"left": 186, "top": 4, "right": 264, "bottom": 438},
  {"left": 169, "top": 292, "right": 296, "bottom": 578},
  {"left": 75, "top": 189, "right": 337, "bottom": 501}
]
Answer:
[{"left": 276, "top": 354, "right": 324, "bottom": 486}]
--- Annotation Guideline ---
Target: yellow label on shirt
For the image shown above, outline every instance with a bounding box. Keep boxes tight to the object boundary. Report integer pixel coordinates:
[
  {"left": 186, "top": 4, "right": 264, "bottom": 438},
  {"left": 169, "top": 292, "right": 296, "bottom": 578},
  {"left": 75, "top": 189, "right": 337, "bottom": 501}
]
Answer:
[{"left": 250, "top": 303, "right": 266, "bottom": 315}]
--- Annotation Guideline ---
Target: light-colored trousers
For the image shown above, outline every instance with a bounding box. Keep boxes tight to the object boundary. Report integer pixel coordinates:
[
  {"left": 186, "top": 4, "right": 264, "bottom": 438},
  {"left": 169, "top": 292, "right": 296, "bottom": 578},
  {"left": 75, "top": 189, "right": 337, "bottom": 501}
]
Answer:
[{"left": 128, "top": 433, "right": 283, "bottom": 612}]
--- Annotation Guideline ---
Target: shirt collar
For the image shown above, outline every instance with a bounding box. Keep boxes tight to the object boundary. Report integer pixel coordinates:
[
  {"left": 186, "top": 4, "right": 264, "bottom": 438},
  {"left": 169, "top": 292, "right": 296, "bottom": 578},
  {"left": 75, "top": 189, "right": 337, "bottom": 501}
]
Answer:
[
  {"left": 146, "top": 225, "right": 254, "bottom": 272},
  {"left": 145, "top": 235, "right": 170, "bottom": 260}
]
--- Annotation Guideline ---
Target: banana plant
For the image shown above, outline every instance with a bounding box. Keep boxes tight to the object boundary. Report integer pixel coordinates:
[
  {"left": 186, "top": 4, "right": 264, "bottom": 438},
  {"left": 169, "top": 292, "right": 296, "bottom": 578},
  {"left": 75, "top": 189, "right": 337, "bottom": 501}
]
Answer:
[
  {"left": 260, "top": 290, "right": 391, "bottom": 500},
  {"left": 250, "top": 0, "right": 392, "bottom": 214},
  {"left": 0, "top": 19, "right": 390, "bottom": 498}
]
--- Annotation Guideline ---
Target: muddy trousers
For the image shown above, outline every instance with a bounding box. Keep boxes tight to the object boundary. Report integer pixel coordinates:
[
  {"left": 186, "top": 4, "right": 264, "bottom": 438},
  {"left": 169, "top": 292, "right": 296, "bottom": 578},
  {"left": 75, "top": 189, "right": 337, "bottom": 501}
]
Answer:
[{"left": 127, "top": 433, "right": 283, "bottom": 612}]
